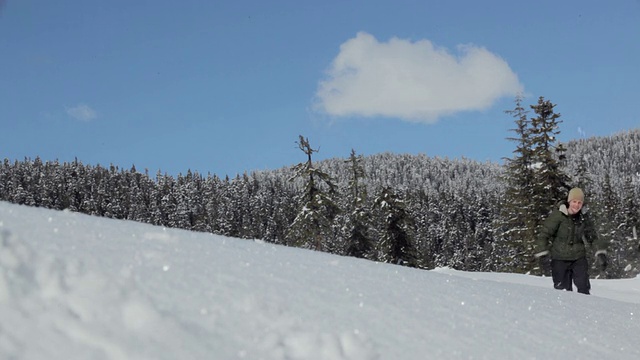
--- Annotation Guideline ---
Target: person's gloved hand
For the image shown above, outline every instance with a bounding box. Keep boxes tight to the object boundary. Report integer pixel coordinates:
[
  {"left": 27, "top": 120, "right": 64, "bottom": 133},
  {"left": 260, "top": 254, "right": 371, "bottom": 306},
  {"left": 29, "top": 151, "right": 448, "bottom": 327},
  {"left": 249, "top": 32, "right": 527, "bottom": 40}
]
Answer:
[
  {"left": 597, "top": 253, "right": 608, "bottom": 272},
  {"left": 537, "top": 254, "right": 551, "bottom": 275}
]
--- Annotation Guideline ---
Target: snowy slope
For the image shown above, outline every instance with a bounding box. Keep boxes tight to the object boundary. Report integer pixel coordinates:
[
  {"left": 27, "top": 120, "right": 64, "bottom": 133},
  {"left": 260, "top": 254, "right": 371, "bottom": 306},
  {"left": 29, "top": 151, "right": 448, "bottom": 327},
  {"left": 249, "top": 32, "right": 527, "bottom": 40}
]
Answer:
[{"left": 1, "top": 201, "right": 639, "bottom": 360}]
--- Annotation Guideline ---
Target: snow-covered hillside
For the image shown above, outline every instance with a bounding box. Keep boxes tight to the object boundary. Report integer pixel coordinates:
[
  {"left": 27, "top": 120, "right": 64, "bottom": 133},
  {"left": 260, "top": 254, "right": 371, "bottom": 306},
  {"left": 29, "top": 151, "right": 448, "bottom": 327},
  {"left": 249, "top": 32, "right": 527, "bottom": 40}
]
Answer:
[{"left": 1, "top": 201, "right": 639, "bottom": 360}]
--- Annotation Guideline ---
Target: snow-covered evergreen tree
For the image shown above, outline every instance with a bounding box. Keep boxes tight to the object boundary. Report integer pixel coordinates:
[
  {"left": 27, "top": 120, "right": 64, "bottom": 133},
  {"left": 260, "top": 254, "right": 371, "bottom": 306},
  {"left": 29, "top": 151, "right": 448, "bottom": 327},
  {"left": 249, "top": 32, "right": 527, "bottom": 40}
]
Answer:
[
  {"left": 285, "top": 136, "right": 340, "bottom": 251},
  {"left": 496, "top": 95, "right": 538, "bottom": 273},
  {"left": 373, "top": 186, "right": 418, "bottom": 267},
  {"left": 342, "top": 149, "right": 374, "bottom": 259},
  {"left": 529, "top": 97, "right": 571, "bottom": 210}
]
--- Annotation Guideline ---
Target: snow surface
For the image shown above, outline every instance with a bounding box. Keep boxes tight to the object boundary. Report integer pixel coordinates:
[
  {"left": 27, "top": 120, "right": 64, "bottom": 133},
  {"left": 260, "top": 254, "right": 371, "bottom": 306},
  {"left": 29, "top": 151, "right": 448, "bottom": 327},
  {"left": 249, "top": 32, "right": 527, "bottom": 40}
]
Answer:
[{"left": 1, "top": 201, "right": 639, "bottom": 360}]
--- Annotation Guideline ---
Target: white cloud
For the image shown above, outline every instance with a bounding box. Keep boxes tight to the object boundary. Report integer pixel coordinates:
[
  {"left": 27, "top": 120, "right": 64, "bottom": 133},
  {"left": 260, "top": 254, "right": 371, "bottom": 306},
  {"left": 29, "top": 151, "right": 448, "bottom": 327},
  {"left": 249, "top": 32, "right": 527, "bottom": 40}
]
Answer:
[
  {"left": 314, "top": 32, "right": 524, "bottom": 123},
  {"left": 66, "top": 104, "right": 97, "bottom": 122}
]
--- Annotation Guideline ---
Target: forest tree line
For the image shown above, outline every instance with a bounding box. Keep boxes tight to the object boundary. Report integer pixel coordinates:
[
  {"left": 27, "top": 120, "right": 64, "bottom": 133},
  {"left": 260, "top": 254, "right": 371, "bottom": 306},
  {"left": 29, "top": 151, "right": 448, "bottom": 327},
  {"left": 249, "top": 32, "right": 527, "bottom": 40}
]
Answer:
[{"left": 1, "top": 97, "right": 639, "bottom": 278}]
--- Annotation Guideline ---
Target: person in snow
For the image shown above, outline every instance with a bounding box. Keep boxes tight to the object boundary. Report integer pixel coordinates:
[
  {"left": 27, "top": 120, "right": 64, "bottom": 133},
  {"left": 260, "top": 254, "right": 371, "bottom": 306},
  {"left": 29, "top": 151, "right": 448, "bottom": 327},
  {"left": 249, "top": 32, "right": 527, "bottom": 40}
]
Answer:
[{"left": 534, "top": 187, "right": 608, "bottom": 295}]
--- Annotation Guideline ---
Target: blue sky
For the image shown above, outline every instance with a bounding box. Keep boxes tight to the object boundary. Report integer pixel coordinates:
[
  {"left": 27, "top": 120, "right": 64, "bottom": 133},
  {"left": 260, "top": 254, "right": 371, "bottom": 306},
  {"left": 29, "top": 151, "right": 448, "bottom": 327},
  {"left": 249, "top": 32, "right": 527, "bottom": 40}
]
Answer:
[{"left": 1, "top": 0, "right": 639, "bottom": 177}]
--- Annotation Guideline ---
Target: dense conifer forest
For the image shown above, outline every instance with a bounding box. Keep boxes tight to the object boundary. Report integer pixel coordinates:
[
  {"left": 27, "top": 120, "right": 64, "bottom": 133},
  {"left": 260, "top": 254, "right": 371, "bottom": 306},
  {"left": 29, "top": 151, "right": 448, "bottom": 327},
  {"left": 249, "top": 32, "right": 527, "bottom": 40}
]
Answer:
[{"left": 2, "top": 104, "right": 639, "bottom": 278}]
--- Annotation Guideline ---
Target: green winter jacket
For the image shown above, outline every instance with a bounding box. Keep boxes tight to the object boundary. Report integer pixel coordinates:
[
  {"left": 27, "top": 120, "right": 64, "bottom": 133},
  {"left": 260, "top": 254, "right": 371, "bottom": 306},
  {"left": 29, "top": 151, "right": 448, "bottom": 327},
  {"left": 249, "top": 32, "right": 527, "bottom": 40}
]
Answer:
[{"left": 534, "top": 203, "right": 607, "bottom": 261}]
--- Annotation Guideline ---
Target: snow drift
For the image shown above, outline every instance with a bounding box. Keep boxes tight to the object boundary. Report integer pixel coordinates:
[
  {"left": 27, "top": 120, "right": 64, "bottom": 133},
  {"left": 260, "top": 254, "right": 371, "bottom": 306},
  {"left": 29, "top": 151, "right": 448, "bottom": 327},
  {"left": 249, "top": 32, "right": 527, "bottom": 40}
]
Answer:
[{"left": 0, "top": 201, "right": 638, "bottom": 359}]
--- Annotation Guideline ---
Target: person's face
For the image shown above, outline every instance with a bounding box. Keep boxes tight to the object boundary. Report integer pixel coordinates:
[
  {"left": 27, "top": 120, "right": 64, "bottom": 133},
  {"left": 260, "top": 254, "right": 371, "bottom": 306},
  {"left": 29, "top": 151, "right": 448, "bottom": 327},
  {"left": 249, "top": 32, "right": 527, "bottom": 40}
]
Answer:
[{"left": 568, "top": 199, "right": 583, "bottom": 215}]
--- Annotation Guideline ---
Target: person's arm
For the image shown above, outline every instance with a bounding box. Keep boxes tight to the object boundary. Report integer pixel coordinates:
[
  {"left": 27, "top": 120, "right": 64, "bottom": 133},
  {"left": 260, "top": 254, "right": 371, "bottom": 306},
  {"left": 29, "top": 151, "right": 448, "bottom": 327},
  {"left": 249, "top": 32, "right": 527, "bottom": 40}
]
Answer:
[
  {"left": 534, "top": 211, "right": 561, "bottom": 258},
  {"left": 585, "top": 214, "right": 607, "bottom": 255},
  {"left": 584, "top": 213, "right": 608, "bottom": 270}
]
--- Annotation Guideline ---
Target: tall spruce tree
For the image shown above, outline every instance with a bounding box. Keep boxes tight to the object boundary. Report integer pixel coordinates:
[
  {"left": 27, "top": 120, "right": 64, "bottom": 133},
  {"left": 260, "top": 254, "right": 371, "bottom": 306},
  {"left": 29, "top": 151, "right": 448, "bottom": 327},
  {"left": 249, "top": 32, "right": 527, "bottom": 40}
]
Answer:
[
  {"left": 343, "top": 149, "right": 373, "bottom": 259},
  {"left": 373, "top": 186, "right": 418, "bottom": 267},
  {"left": 496, "top": 95, "right": 537, "bottom": 272},
  {"left": 529, "top": 97, "right": 571, "bottom": 208},
  {"left": 285, "top": 135, "right": 340, "bottom": 250},
  {"left": 498, "top": 96, "right": 572, "bottom": 274}
]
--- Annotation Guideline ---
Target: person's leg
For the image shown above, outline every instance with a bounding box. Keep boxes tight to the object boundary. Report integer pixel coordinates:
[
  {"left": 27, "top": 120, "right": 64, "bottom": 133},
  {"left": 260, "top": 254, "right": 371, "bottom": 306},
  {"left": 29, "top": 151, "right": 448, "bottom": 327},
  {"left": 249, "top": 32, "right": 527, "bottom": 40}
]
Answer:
[
  {"left": 551, "top": 259, "right": 572, "bottom": 291},
  {"left": 565, "top": 267, "right": 574, "bottom": 291},
  {"left": 571, "top": 257, "right": 591, "bottom": 295}
]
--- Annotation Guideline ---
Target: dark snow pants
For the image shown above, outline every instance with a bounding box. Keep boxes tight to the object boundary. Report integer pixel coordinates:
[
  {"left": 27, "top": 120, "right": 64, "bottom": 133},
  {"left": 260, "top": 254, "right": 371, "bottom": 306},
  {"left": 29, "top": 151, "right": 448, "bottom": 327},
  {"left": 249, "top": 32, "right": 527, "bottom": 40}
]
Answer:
[{"left": 551, "top": 257, "right": 591, "bottom": 295}]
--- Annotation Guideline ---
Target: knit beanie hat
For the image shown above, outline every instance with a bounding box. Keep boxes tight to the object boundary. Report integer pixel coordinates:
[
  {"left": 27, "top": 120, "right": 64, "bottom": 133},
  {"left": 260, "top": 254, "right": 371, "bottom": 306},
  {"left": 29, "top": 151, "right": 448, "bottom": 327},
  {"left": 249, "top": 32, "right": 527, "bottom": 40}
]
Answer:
[{"left": 568, "top": 187, "right": 584, "bottom": 202}]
